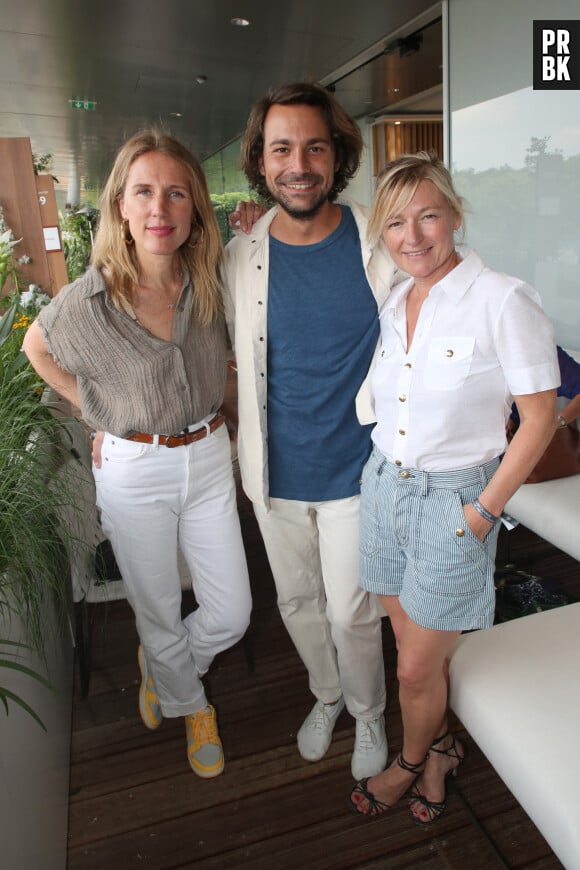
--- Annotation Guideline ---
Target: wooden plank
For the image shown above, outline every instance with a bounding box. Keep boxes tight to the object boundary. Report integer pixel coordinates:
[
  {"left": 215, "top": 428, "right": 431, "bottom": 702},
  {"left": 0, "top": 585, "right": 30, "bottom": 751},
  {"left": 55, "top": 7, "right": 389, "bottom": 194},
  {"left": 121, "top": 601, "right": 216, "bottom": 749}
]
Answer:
[{"left": 68, "top": 500, "right": 570, "bottom": 870}]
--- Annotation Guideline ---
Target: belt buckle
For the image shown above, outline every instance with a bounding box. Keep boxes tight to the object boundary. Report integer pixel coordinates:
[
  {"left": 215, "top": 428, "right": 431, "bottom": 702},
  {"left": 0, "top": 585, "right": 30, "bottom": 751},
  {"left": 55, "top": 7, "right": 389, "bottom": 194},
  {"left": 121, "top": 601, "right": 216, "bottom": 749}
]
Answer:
[{"left": 162, "top": 427, "right": 188, "bottom": 448}]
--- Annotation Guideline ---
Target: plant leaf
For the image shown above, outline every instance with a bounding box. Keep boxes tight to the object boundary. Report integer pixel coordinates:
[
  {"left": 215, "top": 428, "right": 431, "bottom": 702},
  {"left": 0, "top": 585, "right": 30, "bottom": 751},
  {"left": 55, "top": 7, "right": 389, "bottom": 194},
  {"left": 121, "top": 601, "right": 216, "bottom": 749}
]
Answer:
[
  {"left": 0, "top": 657, "right": 54, "bottom": 690},
  {"left": 0, "top": 687, "right": 47, "bottom": 730}
]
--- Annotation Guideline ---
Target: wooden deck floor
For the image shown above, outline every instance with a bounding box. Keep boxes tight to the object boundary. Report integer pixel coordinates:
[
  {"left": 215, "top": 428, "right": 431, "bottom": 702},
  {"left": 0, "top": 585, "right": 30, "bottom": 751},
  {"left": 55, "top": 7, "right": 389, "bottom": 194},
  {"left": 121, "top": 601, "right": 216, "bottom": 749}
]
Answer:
[{"left": 67, "top": 489, "right": 577, "bottom": 870}]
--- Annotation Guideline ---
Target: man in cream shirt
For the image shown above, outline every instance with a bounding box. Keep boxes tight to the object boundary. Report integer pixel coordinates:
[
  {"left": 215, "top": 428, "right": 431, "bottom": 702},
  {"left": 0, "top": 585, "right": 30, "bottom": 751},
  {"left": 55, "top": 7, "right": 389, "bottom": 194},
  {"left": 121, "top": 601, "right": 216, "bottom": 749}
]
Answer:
[{"left": 223, "top": 82, "right": 396, "bottom": 779}]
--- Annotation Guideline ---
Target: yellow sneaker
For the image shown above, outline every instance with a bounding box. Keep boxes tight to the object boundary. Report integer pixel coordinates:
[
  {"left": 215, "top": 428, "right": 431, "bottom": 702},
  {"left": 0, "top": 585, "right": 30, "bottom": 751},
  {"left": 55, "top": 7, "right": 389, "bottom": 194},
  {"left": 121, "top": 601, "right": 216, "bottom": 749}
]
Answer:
[
  {"left": 137, "top": 645, "right": 162, "bottom": 730},
  {"left": 185, "top": 704, "right": 224, "bottom": 778}
]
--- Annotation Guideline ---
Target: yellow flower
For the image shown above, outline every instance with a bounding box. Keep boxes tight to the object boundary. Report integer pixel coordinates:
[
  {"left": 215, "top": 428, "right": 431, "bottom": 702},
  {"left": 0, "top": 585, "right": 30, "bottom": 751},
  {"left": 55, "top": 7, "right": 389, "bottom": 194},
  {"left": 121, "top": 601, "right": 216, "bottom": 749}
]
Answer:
[{"left": 12, "top": 314, "right": 32, "bottom": 330}]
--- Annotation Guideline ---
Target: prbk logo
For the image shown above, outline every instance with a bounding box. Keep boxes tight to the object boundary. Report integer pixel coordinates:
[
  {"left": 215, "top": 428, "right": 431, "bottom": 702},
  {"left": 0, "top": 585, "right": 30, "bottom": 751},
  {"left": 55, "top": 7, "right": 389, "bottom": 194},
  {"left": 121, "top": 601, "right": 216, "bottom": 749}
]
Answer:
[{"left": 533, "top": 21, "right": 580, "bottom": 89}]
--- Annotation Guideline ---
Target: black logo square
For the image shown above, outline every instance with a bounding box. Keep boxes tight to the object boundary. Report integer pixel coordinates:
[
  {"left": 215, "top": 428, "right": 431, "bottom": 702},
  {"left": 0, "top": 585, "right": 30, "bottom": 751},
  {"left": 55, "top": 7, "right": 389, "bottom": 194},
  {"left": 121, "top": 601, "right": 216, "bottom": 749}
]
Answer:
[{"left": 533, "top": 20, "right": 580, "bottom": 89}]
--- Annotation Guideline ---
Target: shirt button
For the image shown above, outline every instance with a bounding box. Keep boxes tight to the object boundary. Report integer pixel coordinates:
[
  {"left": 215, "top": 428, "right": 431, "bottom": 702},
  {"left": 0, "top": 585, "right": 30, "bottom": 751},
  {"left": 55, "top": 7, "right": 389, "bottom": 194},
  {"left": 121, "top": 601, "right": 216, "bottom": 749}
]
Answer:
[
  {"left": 257, "top": 265, "right": 262, "bottom": 270},
  {"left": 400, "top": 470, "right": 410, "bottom": 479},
  {"left": 455, "top": 528, "right": 465, "bottom": 537},
  {"left": 404, "top": 363, "right": 412, "bottom": 369},
  {"left": 398, "top": 394, "right": 407, "bottom": 402},
  {"left": 395, "top": 459, "right": 402, "bottom": 466},
  {"left": 446, "top": 349, "right": 454, "bottom": 357},
  {"left": 399, "top": 429, "right": 406, "bottom": 435}
]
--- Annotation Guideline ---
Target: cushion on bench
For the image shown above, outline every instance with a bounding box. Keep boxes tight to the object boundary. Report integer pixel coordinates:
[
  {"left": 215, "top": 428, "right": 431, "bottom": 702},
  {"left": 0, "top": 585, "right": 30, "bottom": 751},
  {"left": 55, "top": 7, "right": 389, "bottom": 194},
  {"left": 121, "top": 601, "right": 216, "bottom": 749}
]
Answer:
[
  {"left": 449, "top": 603, "right": 580, "bottom": 870},
  {"left": 505, "top": 475, "right": 580, "bottom": 562}
]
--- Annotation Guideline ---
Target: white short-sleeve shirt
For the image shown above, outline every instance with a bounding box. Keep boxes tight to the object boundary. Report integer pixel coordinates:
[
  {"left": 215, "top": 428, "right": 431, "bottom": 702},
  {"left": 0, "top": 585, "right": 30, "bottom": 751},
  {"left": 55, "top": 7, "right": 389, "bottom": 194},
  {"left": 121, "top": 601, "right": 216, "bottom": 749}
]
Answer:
[{"left": 371, "top": 249, "right": 560, "bottom": 471}]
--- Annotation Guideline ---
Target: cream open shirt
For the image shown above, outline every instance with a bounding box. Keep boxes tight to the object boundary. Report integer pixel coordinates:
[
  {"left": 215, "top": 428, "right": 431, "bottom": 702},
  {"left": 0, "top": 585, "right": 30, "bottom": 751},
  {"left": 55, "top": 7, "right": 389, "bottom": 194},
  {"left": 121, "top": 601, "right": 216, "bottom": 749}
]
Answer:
[
  {"left": 371, "top": 249, "right": 560, "bottom": 471},
  {"left": 223, "top": 197, "right": 397, "bottom": 508}
]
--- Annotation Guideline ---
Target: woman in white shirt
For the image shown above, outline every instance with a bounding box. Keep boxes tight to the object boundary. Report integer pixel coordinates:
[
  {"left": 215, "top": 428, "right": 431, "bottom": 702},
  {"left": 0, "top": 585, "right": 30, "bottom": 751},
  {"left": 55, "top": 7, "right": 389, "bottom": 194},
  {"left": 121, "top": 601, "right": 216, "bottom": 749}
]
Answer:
[{"left": 348, "top": 152, "right": 559, "bottom": 825}]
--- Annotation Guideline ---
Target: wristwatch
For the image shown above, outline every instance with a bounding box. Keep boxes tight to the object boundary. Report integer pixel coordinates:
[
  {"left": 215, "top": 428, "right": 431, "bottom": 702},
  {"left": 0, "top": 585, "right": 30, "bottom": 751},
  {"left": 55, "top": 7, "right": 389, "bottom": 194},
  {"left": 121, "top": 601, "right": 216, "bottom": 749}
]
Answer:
[{"left": 557, "top": 414, "right": 568, "bottom": 428}]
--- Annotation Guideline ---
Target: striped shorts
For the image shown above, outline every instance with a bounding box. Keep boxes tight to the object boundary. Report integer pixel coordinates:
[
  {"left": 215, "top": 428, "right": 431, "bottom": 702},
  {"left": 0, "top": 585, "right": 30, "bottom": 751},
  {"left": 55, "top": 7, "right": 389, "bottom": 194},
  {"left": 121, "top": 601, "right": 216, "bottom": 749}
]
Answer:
[{"left": 359, "top": 446, "right": 501, "bottom": 632}]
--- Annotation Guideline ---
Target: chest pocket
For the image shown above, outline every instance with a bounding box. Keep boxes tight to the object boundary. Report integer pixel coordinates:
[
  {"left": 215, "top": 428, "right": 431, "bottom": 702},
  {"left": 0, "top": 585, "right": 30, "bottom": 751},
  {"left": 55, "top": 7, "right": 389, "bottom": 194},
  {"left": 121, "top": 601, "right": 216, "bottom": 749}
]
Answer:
[{"left": 423, "top": 336, "right": 475, "bottom": 391}]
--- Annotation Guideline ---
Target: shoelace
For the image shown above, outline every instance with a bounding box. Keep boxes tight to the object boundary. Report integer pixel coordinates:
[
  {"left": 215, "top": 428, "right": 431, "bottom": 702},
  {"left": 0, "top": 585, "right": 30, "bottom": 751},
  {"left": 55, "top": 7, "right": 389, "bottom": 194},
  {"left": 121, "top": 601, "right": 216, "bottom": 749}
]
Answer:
[
  {"left": 190, "top": 708, "right": 219, "bottom": 745},
  {"left": 307, "top": 705, "right": 335, "bottom": 733},
  {"left": 356, "top": 721, "right": 379, "bottom": 751}
]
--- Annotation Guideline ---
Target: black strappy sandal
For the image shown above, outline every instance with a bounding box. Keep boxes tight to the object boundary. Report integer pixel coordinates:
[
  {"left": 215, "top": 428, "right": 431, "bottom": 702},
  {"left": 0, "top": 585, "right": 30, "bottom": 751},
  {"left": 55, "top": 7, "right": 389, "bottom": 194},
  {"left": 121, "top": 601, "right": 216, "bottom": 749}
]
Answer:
[
  {"left": 408, "top": 732, "right": 465, "bottom": 827},
  {"left": 348, "top": 752, "right": 426, "bottom": 818}
]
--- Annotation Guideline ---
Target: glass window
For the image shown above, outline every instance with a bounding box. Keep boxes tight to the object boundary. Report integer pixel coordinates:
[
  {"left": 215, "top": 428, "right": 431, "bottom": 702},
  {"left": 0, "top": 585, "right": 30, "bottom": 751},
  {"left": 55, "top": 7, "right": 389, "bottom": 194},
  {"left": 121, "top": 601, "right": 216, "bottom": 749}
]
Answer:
[{"left": 449, "top": 0, "right": 580, "bottom": 350}]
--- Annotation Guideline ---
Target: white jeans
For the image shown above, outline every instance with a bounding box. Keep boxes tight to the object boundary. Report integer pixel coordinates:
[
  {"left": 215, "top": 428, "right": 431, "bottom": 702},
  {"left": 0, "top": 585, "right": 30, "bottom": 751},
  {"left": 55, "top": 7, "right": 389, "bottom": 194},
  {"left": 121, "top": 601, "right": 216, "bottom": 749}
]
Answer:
[
  {"left": 94, "top": 423, "right": 251, "bottom": 717},
  {"left": 253, "top": 495, "right": 385, "bottom": 720}
]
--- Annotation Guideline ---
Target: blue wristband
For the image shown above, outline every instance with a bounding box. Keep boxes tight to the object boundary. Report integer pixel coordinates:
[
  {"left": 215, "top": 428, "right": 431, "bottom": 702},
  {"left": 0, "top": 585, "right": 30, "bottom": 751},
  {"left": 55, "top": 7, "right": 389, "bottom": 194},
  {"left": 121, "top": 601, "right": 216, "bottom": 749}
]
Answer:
[{"left": 472, "top": 497, "right": 499, "bottom": 524}]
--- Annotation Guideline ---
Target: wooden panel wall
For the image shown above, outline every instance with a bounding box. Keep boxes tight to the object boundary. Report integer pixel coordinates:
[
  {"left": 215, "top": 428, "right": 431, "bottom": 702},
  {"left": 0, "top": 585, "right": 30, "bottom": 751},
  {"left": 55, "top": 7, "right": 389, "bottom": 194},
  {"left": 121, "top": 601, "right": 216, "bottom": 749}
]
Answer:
[
  {"left": 35, "top": 175, "right": 69, "bottom": 295},
  {"left": 0, "top": 138, "right": 56, "bottom": 296},
  {"left": 373, "top": 119, "right": 443, "bottom": 177}
]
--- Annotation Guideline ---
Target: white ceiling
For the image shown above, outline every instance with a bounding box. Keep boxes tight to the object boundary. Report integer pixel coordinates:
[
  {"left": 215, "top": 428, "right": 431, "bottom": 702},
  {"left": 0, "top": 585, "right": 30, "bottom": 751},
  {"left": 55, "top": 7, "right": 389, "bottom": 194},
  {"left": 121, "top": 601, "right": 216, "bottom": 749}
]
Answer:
[{"left": 0, "top": 0, "right": 441, "bottom": 199}]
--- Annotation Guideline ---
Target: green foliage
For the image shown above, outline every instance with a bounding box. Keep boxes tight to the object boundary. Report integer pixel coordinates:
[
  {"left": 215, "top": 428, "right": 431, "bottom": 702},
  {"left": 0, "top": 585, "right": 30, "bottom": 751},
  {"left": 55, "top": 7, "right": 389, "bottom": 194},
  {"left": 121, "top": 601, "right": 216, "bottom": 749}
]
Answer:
[
  {"left": 0, "top": 207, "right": 22, "bottom": 297},
  {"left": 60, "top": 207, "right": 98, "bottom": 281},
  {"left": 211, "top": 192, "right": 264, "bottom": 245},
  {"left": 454, "top": 139, "right": 580, "bottom": 283},
  {"left": 31, "top": 152, "right": 59, "bottom": 183},
  {"left": 0, "top": 302, "right": 75, "bottom": 726}
]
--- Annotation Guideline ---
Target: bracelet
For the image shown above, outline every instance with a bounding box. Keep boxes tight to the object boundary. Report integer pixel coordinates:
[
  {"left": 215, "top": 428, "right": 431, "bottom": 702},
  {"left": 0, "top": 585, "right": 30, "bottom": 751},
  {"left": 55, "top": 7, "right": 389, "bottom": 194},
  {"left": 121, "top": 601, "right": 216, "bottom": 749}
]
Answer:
[{"left": 472, "top": 497, "right": 499, "bottom": 524}]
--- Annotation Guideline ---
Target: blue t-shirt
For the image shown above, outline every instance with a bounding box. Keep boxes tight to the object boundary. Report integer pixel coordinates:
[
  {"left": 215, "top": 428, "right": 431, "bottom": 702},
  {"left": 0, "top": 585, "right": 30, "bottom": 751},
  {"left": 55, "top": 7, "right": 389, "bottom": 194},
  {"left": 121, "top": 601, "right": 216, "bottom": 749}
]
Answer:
[{"left": 266, "top": 205, "right": 379, "bottom": 500}]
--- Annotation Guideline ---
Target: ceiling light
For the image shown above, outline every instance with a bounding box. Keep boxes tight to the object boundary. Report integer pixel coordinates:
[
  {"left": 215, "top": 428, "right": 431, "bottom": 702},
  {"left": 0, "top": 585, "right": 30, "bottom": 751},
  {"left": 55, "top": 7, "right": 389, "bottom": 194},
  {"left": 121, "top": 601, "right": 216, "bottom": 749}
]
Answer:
[
  {"left": 231, "top": 17, "right": 251, "bottom": 27},
  {"left": 169, "top": 112, "right": 183, "bottom": 118},
  {"left": 195, "top": 75, "right": 207, "bottom": 85}
]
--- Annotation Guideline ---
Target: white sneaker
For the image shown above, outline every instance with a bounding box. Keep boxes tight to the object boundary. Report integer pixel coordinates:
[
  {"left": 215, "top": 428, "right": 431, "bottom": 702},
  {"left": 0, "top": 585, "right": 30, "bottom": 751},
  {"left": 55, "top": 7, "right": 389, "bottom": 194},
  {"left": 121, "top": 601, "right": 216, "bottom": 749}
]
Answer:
[
  {"left": 297, "top": 697, "right": 346, "bottom": 761},
  {"left": 351, "top": 715, "right": 388, "bottom": 780}
]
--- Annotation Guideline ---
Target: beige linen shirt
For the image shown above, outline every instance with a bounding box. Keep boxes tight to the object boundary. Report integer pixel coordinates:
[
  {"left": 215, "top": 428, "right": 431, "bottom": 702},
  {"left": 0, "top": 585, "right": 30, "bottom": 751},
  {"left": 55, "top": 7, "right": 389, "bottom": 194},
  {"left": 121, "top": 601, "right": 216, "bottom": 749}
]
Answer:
[{"left": 37, "top": 267, "right": 227, "bottom": 437}]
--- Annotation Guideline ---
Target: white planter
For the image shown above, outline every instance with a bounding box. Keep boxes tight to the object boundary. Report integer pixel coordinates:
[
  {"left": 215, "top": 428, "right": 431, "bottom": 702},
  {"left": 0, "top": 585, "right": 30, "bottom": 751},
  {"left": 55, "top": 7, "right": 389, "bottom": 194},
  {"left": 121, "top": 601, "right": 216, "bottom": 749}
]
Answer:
[{"left": 0, "top": 590, "right": 74, "bottom": 870}]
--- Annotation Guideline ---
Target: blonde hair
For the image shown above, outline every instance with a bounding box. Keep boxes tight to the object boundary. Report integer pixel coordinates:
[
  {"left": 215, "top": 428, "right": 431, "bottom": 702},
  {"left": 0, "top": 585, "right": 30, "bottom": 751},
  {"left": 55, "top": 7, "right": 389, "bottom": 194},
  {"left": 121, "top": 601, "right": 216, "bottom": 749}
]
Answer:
[
  {"left": 368, "top": 151, "right": 465, "bottom": 245},
  {"left": 91, "top": 129, "right": 223, "bottom": 325}
]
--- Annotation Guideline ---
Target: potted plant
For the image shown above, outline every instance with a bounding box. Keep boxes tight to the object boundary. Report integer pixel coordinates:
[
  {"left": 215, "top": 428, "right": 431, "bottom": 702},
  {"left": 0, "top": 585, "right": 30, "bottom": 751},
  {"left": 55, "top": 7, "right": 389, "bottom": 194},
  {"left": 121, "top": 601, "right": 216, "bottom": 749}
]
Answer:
[
  {"left": 0, "top": 212, "right": 78, "bottom": 727},
  {"left": 0, "top": 195, "right": 96, "bottom": 868}
]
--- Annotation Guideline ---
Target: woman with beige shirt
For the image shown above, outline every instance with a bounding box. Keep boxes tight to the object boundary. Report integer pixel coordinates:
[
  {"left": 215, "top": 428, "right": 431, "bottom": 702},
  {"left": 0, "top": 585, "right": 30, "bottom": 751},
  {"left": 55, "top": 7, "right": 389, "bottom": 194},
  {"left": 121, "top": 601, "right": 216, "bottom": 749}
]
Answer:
[{"left": 23, "top": 130, "right": 251, "bottom": 778}]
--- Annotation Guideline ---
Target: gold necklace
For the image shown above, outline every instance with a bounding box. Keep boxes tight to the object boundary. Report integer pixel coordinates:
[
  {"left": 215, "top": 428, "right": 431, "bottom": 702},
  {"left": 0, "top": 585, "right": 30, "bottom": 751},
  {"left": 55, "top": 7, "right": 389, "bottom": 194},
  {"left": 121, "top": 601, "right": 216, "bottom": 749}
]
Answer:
[{"left": 134, "top": 272, "right": 182, "bottom": 311}]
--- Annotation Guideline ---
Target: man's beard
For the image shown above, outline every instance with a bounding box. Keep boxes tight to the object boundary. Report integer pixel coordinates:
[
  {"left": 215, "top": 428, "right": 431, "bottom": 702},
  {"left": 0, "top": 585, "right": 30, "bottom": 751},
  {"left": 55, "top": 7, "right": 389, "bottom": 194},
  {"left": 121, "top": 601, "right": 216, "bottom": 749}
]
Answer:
[{"left": 269, "top": 174, "right": 332, "bottom": 220}]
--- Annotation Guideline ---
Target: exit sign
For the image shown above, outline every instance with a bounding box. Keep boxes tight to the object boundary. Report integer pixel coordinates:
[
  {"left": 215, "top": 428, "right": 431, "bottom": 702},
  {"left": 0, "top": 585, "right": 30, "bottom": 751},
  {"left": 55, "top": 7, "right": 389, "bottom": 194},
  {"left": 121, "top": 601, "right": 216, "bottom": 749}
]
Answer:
[{"left": 70, "top": 99, "right": 97, "bottom": 111}]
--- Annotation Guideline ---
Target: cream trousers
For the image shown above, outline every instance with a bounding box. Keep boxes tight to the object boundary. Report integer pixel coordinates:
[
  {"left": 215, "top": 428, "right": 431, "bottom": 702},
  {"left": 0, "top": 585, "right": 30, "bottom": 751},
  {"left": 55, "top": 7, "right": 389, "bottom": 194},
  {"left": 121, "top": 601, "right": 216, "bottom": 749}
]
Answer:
[{"left": 254, "top": 495, "right": 386, "bottom": 720}]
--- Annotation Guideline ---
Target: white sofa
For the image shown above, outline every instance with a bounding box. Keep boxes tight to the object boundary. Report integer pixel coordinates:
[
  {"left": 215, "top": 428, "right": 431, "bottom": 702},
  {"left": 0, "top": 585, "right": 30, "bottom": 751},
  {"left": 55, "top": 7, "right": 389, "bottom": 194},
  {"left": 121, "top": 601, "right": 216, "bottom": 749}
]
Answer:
[
  {"left": 505, "top": 473, "right": 580, "bottom": 562},
  {"left": 505, "top": 346, "right": 580, "bottom": 561},
  {"left": 449, "top": 603, "right": 580, "bottom": 870}
]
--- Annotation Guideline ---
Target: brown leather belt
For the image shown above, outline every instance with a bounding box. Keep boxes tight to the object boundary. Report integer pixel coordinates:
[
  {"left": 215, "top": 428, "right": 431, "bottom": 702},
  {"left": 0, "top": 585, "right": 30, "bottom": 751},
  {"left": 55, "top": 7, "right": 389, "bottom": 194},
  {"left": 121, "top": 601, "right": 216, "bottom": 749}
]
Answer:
[{"left": 127, "top": 414, "right": 225, "bottom": 448}]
